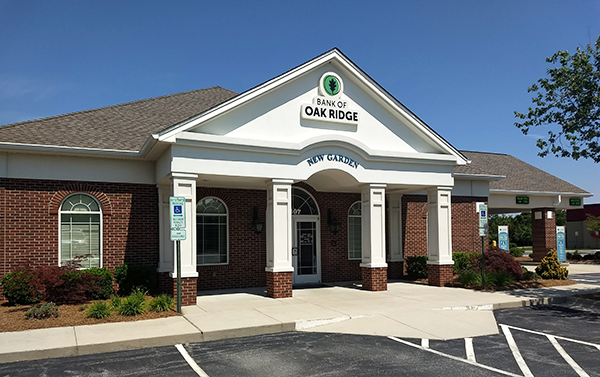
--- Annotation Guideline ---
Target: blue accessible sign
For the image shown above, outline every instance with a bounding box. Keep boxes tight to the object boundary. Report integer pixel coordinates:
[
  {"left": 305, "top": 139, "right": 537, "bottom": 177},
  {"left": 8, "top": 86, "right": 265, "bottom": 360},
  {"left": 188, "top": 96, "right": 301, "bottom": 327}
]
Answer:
[{"left": 556, "top": 226, "right": 566, "bottom": 262}]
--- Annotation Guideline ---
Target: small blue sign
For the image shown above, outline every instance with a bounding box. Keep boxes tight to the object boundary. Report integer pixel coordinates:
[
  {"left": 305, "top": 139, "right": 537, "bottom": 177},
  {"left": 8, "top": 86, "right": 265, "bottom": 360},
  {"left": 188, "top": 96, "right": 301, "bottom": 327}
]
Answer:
[
  {"left": 174, "top": 205, "right": 182, "bottom": 214},
  {"left": 556, "top": 226, "right": 566, "bottom": 262}
]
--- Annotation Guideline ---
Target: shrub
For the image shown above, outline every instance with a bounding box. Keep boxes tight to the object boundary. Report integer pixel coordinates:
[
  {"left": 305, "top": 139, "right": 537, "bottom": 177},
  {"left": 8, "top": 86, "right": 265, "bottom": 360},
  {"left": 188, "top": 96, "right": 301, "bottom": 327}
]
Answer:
[
  {"left": 114, "top": 264, "right": 158, "bottom": 296},
  {"left": 493, "top": 271, "right": 515, "bottom": 287},
  {"left": 406, "top": 255, "right": 428, "bottom": 279},
  {"left": 85, "top": 268, "right": 114, "bottom": 300},
  {"left": 1, "top": 269, "right": 41, "bottom": 305},
  {"left": 149, "top": 294, "right": 174, "bottom": 312},
  {"left": 86, "top": 301, "right": 112, "bottom": 319},
  {"left": 34, "top": 266, "right": 100, "bottom": 305},
  {"left": 483, "top": 248, "right": 523, "bottom": 280},
  {"left": 458, "top": 270, "right": 481, "bottom": 287},
  {"left": 523, "top": 270, "right": 540, "bottom": 281},
  {"left": 536, "top": 250, "right": 568, "bottom": 280},
  {"left": 118, "top": 290, "right": 146, "bottom": 316},
  {"left": 509, "top": 247, "right": 525, "bottom": 258},
  {"left": 566, "top": 252, "right": 573, "bottom": 259},
  {"left": 110, "top": 295, "right": 123, "bottom": 310},
  {"left": 452, "top": 252, "right": 479, "bottom": 274},
  {"left": 509, "top": 242, "right": 517, "bottom": 249},
  {"left": 25, "top": 302, "right": 60, "bottom": 320},
  {"left": 570, "top": 250, "right": 583, "bottom": 260},
  {"left": 595, "top": 251, "right": 600, "bottom": 260}
]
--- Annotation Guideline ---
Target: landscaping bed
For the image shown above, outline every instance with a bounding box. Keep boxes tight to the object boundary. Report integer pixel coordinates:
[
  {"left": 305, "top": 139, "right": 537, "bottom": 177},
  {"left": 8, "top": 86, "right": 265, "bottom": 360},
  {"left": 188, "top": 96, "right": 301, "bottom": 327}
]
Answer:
[{"left": 0, "top": 298, "right": 180, "bottom": 333}]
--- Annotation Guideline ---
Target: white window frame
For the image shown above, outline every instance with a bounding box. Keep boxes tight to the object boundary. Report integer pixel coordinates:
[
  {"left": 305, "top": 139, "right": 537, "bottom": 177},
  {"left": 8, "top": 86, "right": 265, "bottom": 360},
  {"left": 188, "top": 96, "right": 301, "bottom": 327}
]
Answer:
[
  {"left": 58, "top": 193, "right": 103, "bottom": 268},
  {"left": 348, "top": 201, "right": 362, "bottom": 260},
  {"left": 196, "top": 196, "right": 229, "bottom": 266}
]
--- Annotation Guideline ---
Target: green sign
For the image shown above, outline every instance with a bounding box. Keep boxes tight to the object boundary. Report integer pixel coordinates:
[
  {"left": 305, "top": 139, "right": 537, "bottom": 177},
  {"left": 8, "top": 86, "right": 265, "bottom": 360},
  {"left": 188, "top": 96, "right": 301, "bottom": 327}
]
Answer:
[
  {"left": 478, "top": 203, "right": 488, "bottom": 236},
  {"left": 516, "top": 196, "right": 529, "bottom": 204},
  {"left": 322, "top": 75, "right": 341, "bottom": 96},
  {"left": 569, "top": 198, "right": 582, "bottom": 206},
  {"left": 169, "top": 196, "right": 186, "bottom": 229}
]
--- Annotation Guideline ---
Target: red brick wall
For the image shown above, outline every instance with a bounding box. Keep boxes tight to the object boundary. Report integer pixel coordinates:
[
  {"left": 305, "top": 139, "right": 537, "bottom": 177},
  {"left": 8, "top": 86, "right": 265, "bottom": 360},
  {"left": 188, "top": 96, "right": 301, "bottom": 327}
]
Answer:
[
  {"left": 266, "top": 271, "right": 292, "bottom": 298},
  {"left": 361, "top": 267, "right": 387, "bottom": 291},
  {"left": 196, "top": 187, "right": 267, "bottom": 291},
  {"left": 0, "top": 178, "right": 159, "bottom": 300},
  {"left": 531, "top": 208, "right": 556, "bottom": 261},
  {"left": 158, "top": 272, "right": 197, "bottom": 306},
  {"left": 402, "top": 195, "right": 487, "bottom": 259},
  {"left": 428, "top": 264, "right": 453, "bottom": 286}
]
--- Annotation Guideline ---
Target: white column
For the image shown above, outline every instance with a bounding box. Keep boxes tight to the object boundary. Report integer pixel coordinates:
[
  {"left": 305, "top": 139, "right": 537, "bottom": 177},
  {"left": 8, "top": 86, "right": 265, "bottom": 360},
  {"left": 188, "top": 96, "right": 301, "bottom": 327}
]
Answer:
[
  {"left": 360, "top": 184, "right": 387, "bottom": 268},
  {"left": 265, "top": 179, "right": 294, "bottom": 273},
  {"left": 388, "top": 194, "right": 403, "bottom": 262},
  {"left": 157, "top": 184, "right": 172, "bottom": 273},
  {"left": 169, "top": 172, "right": 198, "bottom": 278},
  {"left": 427, "top": 187, "right": 453, "bottom": 265}
]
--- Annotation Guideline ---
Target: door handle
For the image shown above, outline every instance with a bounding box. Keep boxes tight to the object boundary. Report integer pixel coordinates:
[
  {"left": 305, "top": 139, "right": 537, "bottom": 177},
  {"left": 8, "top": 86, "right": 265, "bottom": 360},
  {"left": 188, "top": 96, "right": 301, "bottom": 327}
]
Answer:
[{"left": 292, "top": 247, "right": 298, "bottom": 256}]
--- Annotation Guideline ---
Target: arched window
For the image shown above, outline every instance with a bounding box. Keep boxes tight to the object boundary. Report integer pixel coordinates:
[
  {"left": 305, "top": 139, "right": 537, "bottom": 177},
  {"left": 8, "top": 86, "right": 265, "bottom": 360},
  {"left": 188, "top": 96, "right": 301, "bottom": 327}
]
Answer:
[
  {"left": 60, "top": 193, "right": 102, "bottom": 268},
  {"left": 292, "top": 188, "right": 319, "bottom": 215},
  {"left": 197, "top": 197, "right": 228, "bottom": 265},
  {"left": 348, "top": 201, "right": 362, "bottom": 260}
]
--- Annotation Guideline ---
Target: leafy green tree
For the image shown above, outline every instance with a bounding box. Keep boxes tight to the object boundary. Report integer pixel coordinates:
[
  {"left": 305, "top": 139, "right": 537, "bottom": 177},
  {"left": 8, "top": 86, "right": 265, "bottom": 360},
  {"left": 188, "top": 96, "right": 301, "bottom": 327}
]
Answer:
[
  {"left": 556, "top": 209, "right": 566, "bottom": 226},
  {"left": 584, "top": 213, "right": 600, "bottom": 232},
  {"left": 515, "top": 36, "right": 600, "bottom": 162},
  {"left": 488, "top": 212, "right": 532, "bottom": 246}
]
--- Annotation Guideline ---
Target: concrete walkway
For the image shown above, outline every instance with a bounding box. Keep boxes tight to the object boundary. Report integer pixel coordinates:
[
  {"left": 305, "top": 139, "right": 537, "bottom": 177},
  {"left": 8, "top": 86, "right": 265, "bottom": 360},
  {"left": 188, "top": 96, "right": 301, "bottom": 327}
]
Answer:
[{"left": 1, "top": 264, "right": 599, "bottom": 364}]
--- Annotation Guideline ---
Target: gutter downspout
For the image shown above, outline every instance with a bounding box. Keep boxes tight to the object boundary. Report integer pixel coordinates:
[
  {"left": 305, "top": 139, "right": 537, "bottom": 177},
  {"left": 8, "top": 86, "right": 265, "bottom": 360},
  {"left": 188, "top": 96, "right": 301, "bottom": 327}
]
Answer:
[{"left": 552, "top": 195, "right": 562, "bottom": 206}]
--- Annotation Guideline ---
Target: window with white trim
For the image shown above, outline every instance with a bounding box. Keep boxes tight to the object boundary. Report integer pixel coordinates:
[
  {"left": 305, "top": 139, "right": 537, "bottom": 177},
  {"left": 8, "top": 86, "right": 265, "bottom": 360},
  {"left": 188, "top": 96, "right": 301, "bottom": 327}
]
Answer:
[
  {"left": 348, "top": 201, "right": 362, "bottom": 260},
  {"left": 60, "top": 193, "right": 102, "bottom": 268},
  {"left": 197, "top": 197, "right": 228, "bottom": 265}
]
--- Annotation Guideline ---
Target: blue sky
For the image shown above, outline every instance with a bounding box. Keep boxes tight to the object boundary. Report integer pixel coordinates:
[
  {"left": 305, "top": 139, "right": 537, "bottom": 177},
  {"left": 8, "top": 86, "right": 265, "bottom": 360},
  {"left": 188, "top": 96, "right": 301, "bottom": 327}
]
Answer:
[{"left": 1, "top": 1, "right": 599, "bottom": 203}]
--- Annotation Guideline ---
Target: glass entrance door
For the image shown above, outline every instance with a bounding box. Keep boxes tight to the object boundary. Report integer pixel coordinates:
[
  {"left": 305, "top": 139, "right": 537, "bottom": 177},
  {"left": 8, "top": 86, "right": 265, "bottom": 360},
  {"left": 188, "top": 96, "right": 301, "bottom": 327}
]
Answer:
[{"left": 292, "top": 219, "right": 320, "bottom": 284}]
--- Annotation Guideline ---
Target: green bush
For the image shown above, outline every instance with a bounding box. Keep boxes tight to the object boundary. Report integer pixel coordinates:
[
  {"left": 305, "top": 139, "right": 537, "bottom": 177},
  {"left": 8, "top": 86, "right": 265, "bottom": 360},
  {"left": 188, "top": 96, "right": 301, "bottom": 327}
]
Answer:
[
  {"left": 509, "top": 242, "right": 517, "bottom": 249},
  {"left": 118, "top": 290, "right": 146, "bottom": 316},
  {"left": 85, "top": 268, "right": 114, "bottom": 300},
  {"left": 86, "top": 301, "right": 112, "bottom": 319},
  {"left": 452, "top": 252, "right": 479, "bottom": 274},
  {"left": 493, "top": 271, "right": 515, "bottom": 287},
  {"left": 570, "top": 250, "right": 583, "bottom": 260},
  {"left": 25, "top": 302, "right": 59, "bottom": 320},
  {"left": 110, "top": 295, "right": 123, "bottom": 310},
  {"left": 536, "top": 250, "right": 569, "bottom": 280},
  {"left": 1, "top": 269, "right": 41, "bottom": 305},
  {"left": 522, "top": 270, "right": 540, "bottom": 281},
  {"left": 509, "top": 247, "right": 525, "bottom": 258},
  {"left": 566, "top": 252, "right": 573, "bottom": 259},
  {"left": 114, "top": 264, "right": 158, "bottom": 296},
  {"left": 406, "top": 255, "right": 428, "bottom": 279},
  {"left": 458, "top": 270, "right": 481, "bottom": 287},
  {"left": 149, "top": 294, "right": 174, "bottom": 312}
]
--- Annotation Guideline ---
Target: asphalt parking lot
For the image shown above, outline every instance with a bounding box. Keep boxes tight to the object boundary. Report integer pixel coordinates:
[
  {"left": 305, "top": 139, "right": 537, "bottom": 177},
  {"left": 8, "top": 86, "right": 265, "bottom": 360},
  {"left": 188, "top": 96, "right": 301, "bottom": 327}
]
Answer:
[{"left": 1, "top": 304, "right": 599, "bottom": 377}]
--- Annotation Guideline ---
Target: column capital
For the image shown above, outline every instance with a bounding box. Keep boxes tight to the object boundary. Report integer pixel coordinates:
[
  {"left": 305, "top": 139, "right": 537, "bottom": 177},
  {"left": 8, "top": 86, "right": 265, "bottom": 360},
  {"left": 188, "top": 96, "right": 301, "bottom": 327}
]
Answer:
[{"left": 169, "top": 172, "right": 199, "bottom": 180}]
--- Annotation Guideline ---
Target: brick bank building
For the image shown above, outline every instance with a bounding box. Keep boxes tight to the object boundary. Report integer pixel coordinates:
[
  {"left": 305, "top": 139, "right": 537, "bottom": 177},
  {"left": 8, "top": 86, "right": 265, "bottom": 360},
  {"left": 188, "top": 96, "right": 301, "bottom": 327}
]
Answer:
[{"left": 0, "top": 50, "right": 591, "bottom": 305}]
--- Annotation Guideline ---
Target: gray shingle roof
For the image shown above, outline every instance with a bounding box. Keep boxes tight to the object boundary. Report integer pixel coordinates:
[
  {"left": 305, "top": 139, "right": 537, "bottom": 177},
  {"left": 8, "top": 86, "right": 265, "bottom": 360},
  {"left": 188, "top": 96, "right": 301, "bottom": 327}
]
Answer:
[
  {"left": 457, "top": 150, "right": 590, "bottom": 195},
  {"left": 0, "top": 86, "right": 238, "bottom": 151}
]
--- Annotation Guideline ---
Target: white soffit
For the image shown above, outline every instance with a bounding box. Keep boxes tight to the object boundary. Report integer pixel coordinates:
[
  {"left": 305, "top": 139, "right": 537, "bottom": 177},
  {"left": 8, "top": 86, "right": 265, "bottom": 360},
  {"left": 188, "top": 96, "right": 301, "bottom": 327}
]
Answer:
[{"left": 158, "top": 49, "right": 468, "bottom": 165}]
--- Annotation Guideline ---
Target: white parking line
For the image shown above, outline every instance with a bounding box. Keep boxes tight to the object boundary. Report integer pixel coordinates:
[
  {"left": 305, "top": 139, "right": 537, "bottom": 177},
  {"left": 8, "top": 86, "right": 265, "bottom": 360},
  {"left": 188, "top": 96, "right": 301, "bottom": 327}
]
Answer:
[
  {"left": 421, "top": 338, "right": 429, "bottom": 348},
  {"left": 465, "top": 338, "right": 476, "bottom": 363},
  {"left": 175, "top": 344, "right": 210, "bottom": 377},
  {"left": 499, "top": 324, "right": 600, "bottom": 348},
  {"left": 388, "top": 336, "right": 522, "bottom": 377},
  {"left": 546, "top": 335, "right": 590, "bottom": 377},
  {"left": 500, "top": 325, "right": 534, "bottom": 377}
]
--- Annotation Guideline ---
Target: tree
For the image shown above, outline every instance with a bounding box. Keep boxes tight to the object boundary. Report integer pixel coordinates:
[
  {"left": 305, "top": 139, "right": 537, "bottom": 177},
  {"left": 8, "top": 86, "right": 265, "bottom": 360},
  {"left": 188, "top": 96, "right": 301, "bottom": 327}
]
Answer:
[
  {"left": 487, "top": 212, "right": 532, "bottom": 246},
  {"left": 584, "top": 213, "right": 600, "bottom": 232},
  {"left": 515, "top": 36, "right": 600, "bottom": 162}
]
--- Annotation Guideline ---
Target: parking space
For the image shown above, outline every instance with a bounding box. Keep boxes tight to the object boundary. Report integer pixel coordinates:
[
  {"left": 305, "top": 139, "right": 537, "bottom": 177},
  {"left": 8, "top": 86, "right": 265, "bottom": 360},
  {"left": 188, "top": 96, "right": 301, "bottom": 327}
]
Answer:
[{"left": 2, "top": 305, "right": 599, "bottom": 377}]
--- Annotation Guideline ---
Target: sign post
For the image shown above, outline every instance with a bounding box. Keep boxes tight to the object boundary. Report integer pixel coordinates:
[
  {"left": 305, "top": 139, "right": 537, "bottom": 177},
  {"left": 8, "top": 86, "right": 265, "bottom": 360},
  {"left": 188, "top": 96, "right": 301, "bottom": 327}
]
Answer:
[
  {"left": 478, "top": 203, "right": 488, "bottom": 290},
  {"left": 498, "top": 225, "right": 509, "bottom": 252},
  {"left": 169, "top": 197, "right": 186, "bottom": 313},
  {"left": 556, "top": 226, "right": 566, "bottom": 262}
]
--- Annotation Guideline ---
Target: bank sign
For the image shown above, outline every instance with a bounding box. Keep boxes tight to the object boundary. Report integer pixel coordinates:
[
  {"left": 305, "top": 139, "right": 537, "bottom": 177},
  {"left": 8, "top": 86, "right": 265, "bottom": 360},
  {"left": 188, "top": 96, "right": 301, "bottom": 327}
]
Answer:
[{"left": 300, "top": 72, "right": 360, "bottom": 125}]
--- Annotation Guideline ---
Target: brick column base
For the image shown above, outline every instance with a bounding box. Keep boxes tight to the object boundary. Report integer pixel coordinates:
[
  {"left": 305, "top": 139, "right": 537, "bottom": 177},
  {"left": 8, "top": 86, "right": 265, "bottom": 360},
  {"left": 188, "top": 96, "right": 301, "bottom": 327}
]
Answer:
[
  {"left": 158, "top": 272, "right": 198, "bottom": 306},
  {"left": 266, "top": 271, "right": 293, "bottom": 298},
  {"left": 428, "top": 264, "right": 453, "bottom": 287},
  {"left": 361, "top": 267, "right": 388, "bottom": 291},
  {"left": 387, "top": 262, "right": 404, "bottom": 280}
]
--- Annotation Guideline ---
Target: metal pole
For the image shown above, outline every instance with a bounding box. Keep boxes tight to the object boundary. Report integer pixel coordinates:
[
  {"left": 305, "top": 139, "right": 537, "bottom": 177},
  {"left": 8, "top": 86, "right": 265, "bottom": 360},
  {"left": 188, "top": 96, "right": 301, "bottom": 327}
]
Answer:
[
  {"left": 481, "top": 236, "right": 486, "bottom": 290},
  {"left": 176, "top": 240, "right": 182, "bottom": 313}
]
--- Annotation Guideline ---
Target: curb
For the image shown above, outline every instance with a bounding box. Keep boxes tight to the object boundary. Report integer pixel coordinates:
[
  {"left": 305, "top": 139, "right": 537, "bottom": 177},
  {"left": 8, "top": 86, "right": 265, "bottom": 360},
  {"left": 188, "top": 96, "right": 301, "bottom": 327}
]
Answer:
[{"left": 564, "top": 296, "right": 600, "bottom": 311}]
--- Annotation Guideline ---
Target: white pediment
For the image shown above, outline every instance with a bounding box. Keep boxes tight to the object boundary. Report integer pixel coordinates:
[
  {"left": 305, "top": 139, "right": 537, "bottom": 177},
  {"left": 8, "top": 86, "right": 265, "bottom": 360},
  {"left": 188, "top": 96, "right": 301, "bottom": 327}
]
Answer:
[{"left": 159, "top": 49, "right": 467, "bottom": 165}]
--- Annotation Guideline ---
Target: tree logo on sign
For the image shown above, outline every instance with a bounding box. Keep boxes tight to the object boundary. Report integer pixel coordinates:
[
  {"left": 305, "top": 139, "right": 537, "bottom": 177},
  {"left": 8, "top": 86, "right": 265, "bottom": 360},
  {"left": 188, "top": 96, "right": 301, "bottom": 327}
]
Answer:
[{"left": 319, "top": 72, "right": 343, "bottom": 98}]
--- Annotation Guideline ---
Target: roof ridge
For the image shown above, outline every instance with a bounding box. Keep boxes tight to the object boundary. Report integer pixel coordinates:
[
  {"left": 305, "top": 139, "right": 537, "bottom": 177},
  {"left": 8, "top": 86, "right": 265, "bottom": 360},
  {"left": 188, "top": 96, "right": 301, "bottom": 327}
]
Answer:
[{"left": 0, "top": 86, "right": 236, "bottom": 129}]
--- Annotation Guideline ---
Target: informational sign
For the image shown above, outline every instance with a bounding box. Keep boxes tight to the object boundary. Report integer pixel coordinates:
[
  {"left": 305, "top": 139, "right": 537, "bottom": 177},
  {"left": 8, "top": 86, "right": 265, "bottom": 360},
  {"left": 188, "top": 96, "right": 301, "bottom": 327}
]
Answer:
[
  {"left": 569, "top": 198, "right": 582, "bottom": 206},
  {"left": 169, "top": 196, "right": 186, "bottom": 241},
  {"left": 478, "top": 203, "right": 488, "bottom": 237},
  {"left": 498, "top": 225, "right": 509, "bottom": 252},
  {"left": 300, "top": 72, "right": 360, "bottom": 125},
  {"left": 556, "top": 226, "right": 566, "bottom": 262},
  {"left": 516, "top": 196, "right": 530, "bottom": 204}
]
